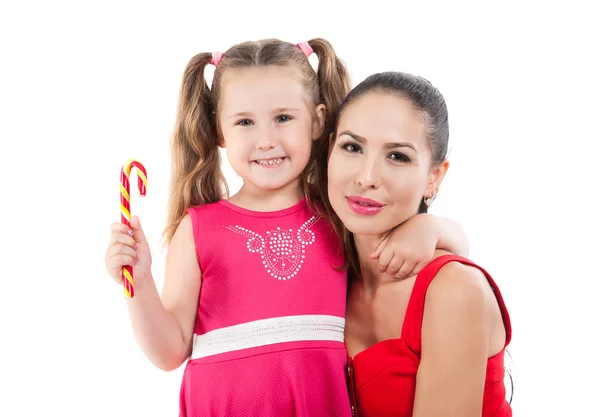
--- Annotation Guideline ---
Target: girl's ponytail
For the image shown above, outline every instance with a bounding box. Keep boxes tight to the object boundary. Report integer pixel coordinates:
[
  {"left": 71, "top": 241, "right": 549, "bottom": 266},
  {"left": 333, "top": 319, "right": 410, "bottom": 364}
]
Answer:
[{"left": 164, "top": 53, "right": 228, "bottom": 244}]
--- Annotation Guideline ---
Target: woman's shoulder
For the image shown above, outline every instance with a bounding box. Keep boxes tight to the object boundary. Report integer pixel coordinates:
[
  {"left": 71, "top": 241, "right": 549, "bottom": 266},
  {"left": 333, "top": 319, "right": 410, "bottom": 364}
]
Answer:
[
  {"left": 426, "top": 251, "right": 495, "bottom": 315},
  {"left": 422, "top": 251, "right": 510, "bottom": 356}
]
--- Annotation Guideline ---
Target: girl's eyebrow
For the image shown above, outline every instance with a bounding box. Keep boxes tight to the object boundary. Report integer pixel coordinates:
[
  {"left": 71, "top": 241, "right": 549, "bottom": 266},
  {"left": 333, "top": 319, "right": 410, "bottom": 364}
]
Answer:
[
  {"left": 226, "top": 107, "right": 301, "bottom": 120},
  {"left": 273, "top": 107, "right": 300, "bottom": 113},
  {"left": 227, "top": 111, "right": 253, "bottom": 120}
]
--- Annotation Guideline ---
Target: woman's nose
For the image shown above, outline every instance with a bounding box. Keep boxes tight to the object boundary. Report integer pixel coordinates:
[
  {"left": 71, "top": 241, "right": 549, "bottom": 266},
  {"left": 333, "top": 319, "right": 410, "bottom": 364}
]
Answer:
[{"left": 354, "top": 160, "right": 381, "bottom": 189}]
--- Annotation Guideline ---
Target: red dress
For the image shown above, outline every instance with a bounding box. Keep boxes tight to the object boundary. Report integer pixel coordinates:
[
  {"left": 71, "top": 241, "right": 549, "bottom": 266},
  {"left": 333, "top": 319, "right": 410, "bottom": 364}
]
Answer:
[{"left": 346, "top": 255, "right": 512, "bottom": 417}]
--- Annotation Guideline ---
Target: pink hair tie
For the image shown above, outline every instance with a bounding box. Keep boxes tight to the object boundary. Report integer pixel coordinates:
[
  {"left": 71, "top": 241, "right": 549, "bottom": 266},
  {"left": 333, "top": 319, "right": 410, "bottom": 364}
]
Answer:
[
  {"left": 296, "top": 42, "right": 313, "bottom": 58},
  {"left": 210, "top": 51, "right": 224, "bottom": 67}
]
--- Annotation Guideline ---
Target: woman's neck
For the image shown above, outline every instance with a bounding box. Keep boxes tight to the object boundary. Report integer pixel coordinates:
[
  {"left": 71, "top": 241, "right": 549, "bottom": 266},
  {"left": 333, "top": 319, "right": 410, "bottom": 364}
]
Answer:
[
  {"left": 353, "top": 233, "right": 394, "bottom": 294},
  {"left": 229, "top": 178, "right": 304, "bottom": 211}
]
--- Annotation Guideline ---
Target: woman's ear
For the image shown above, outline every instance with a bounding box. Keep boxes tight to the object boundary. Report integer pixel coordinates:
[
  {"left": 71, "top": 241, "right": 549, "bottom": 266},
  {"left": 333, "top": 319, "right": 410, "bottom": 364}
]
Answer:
[{"left": 424, "top": 159, "right": 450, "bottom": 198}]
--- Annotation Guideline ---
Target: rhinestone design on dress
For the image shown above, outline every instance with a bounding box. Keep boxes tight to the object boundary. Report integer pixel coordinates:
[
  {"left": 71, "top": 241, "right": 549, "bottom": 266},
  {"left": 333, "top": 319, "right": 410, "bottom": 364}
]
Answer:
[{"left": 224, "top": 216, "right": 319, "bottom": 280}]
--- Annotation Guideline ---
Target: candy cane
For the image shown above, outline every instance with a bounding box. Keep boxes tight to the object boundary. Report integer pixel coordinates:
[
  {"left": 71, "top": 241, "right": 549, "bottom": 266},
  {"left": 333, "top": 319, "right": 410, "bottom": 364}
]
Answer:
[{"left": 120, "top": 159, "right": 148, "bottom": 298}]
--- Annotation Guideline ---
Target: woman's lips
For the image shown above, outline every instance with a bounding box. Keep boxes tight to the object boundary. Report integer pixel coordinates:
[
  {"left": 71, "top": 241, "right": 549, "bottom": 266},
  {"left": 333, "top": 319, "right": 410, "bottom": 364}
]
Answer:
[{"left": 346, "top": 196, "right": 384, "bottom": 215}]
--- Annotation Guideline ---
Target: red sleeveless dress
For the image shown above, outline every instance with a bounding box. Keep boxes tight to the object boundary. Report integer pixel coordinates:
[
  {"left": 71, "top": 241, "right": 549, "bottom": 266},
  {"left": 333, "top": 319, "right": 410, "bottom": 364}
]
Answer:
[{"left": 346, "top": 255, "right": 512, "bottom": 417}]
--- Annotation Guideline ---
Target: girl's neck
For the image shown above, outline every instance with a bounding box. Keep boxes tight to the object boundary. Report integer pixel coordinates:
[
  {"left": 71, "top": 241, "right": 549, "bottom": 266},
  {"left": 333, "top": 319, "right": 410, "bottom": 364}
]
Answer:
[{"left": 228, "top": 178, "right": 304, "bottom": 212}]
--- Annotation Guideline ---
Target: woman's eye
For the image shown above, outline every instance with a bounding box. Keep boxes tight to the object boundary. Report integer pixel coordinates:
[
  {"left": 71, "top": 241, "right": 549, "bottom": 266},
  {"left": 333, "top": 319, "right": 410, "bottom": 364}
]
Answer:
[
  {"left": 389, "top": 152, "right": 410, "bottom": 163},
  {"left": 342, "top": 143, "right": 362, "bottom": 153}
]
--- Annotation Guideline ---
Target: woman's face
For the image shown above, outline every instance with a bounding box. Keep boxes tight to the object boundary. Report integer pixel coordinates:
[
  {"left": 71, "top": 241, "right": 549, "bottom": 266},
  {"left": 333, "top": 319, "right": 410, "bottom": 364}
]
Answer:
[{"left": 327, "top": 91, "right": 446, "bottom": 238}]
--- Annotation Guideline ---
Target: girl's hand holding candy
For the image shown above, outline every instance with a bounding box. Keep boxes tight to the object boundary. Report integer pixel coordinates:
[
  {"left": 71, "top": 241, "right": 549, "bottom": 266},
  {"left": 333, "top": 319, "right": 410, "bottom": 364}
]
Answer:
[
  {"left": 105, "top": 159, "right": 150, "bottom": 297},
  {"left": 105, "top": 215, "right": 153, "bottom": 290}
]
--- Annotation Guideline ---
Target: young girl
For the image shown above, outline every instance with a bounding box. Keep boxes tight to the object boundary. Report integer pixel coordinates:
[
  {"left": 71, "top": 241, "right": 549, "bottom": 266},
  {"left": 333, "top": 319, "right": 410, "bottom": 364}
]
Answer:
[{"left": 104, "top": 38, "right": 469, "bottom": 416}]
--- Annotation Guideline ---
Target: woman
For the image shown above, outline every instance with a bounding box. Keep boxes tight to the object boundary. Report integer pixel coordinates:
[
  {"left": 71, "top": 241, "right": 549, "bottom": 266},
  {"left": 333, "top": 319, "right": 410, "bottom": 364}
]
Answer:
[{"left": 323, "top": 72, "right": 512, "bottom": 416}]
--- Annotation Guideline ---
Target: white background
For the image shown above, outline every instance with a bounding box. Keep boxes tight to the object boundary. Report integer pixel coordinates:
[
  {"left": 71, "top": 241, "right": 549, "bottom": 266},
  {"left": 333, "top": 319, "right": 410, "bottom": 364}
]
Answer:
[{"left": 1, "top": 1, "right": 598, "bottom": 415}]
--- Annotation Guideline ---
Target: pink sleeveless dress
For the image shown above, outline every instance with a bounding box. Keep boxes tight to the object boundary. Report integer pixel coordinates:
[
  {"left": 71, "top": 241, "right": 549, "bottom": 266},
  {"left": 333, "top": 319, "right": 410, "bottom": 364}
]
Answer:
[{"left": 179, "top": 198, "right": 351, "bottom": 416}]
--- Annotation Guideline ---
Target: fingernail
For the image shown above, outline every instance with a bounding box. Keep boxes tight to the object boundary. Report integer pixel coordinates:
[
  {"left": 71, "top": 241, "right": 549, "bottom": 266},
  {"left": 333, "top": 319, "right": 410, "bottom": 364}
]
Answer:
[
  {"left": 134, "top": 256, "right": 139, "bottom": 265},
  {"left": 127, "top": 230, "right": 133, "bottom": 236},
  {"left": 134, "top": 245, "right": 138, "bottom": 251}
]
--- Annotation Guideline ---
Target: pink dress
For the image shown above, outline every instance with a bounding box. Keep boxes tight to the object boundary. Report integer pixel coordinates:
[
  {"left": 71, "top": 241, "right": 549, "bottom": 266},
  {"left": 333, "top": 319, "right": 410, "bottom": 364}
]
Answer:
[{"left": 179, "top": 198, "right": 351, "bottom": 416}]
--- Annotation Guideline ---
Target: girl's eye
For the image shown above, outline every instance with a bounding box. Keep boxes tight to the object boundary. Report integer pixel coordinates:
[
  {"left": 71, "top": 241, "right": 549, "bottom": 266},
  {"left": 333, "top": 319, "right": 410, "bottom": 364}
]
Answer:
[
  {"left": 236, "top": 119, "right": 253, "bottom": 126},
  {"left": 389, "top": 152, "right": 410, "bottom": 163},
  {"left": 276, "top": 115, "right": 292, "bottom": 123},
  {"left": 341, "top": 142, "right": 362, "bottom": 153}
]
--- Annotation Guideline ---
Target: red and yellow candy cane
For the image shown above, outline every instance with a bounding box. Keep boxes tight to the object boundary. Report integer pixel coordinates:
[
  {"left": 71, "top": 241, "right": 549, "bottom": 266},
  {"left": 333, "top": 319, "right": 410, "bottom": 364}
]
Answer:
[{"left": 120, "top": 159, "right": 148, "bottom": 298}]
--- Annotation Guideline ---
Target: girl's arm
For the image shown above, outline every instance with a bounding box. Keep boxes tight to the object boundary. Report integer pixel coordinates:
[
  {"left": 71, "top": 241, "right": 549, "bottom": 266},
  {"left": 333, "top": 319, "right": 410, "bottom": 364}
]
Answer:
[
  {"left": 126, "top": 214, "right": 200, "bottom": 371},
  {"left": 371, "top": 213, "right": 469, "bottom": 279}
]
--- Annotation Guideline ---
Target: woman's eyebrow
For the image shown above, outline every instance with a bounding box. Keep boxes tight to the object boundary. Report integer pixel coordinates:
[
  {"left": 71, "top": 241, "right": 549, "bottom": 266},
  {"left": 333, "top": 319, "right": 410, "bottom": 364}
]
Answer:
[{"left": 339, "top": 130, "right": 417, "bottom": 152}]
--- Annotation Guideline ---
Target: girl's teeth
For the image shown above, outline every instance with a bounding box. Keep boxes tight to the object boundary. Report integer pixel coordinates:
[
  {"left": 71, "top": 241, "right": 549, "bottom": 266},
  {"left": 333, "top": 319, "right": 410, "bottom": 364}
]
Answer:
[{"left": 257, "top": 158, "right": 283, "bottom": 166}]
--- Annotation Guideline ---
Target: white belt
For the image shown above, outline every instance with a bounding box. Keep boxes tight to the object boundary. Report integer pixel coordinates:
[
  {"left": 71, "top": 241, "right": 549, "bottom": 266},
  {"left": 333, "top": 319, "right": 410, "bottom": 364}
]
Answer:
[{"left": 190, "top": 314, "right": 345, "bottom": 360}]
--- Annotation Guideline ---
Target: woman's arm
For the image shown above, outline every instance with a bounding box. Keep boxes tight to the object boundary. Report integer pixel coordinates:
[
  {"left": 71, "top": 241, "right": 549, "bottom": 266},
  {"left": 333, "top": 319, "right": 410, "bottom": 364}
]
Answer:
[{"left": 412, "top": 262, "right": 492, "bottom": 417}]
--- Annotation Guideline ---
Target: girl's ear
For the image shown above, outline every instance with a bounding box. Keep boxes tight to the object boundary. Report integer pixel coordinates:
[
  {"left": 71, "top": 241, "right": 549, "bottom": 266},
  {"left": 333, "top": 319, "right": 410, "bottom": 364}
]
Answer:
[{"left": 312, "top": 104, "right": 327, "bottom": 140}]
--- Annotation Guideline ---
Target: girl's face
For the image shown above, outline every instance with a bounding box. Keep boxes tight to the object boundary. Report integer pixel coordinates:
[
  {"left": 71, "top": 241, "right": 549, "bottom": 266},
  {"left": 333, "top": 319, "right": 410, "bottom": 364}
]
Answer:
[
  {"left": 219, "top": 65, "right": 325, "bottom": 193},
  {"left": 327, "top": 91, "right": 447, "bottom": 239}
]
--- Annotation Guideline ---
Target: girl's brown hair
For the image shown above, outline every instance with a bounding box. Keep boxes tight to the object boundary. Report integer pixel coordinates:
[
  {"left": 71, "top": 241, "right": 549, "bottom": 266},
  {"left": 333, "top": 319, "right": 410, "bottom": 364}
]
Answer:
[{"left": 163, "top": 38, "right": 351, "bottom": 243}]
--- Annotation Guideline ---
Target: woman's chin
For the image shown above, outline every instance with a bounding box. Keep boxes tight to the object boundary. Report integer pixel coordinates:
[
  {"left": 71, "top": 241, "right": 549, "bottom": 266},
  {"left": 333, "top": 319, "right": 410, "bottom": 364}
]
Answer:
[{"left": 342, "top": 219, "right": 391, "bottom": 238}]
